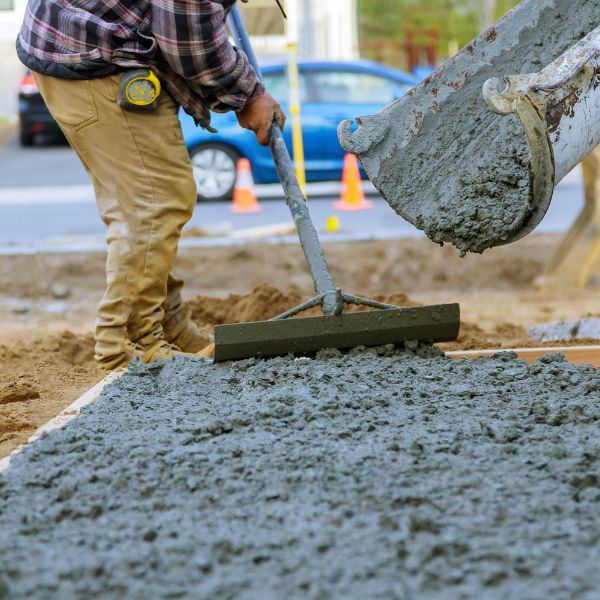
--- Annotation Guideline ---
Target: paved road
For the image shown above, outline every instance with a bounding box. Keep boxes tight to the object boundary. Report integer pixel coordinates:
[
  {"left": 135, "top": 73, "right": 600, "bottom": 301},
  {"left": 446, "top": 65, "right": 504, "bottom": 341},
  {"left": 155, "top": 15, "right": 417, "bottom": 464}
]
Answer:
[{"left": 0, "top": 137, "right": 585, "bottom": 250}]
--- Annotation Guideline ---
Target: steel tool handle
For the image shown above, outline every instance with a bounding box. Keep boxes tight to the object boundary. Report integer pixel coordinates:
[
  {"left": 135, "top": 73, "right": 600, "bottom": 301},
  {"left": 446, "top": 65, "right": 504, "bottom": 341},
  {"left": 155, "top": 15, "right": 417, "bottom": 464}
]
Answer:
[{"left": 227, "top": 6, "right": 341, "bottom": 315}]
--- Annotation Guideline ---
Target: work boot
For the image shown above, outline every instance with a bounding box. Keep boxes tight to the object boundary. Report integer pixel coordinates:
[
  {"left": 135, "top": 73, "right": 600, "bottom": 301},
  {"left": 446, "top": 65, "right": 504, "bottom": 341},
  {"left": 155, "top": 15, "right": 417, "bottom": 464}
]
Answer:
[
  {"left": 196, "top": 343, "right": 215, "bottom": 360},
  {"left": 96, "top": 340, "right": 144, "bottom": 372},
  {"left": 129, "top": 326, "right": 185, "bottom": 364},
  {"left": 167, "top": 321, "right": 212, "bottom": 353},
  {"left": 163, "top": 303, "right": 212, "bottom": 353},
  {"left": 142, "top": 339, "right": 183, "bottom": 364}
]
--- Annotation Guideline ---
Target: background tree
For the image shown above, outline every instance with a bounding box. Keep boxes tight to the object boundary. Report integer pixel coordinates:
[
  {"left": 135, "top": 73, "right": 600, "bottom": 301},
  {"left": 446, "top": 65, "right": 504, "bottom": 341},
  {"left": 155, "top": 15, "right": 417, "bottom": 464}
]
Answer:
[{"left": 358, "top": 0, "right": 521, "bottom": 67}]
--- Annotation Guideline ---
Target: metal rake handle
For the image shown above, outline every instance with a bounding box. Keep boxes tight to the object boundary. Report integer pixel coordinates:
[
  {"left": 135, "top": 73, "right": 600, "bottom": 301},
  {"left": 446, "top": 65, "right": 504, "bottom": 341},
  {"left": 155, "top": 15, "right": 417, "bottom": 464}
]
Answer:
[{"left": 227, "top": 7, "right": 342, "bottom": 316}]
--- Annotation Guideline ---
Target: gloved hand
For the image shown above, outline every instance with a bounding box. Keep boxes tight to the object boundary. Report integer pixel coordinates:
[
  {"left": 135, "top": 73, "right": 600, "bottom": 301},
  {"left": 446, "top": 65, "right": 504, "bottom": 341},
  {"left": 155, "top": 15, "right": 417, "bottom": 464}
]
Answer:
[{"left": 236, "top": 91, "right": 286, "bottom": 146}]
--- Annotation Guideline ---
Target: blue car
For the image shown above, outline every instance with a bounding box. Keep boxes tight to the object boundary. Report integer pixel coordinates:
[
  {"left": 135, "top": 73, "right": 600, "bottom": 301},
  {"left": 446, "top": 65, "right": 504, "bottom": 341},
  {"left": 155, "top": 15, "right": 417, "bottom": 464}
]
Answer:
[{"left": 180, "top": 60, "right": 417, "bottom": 201}]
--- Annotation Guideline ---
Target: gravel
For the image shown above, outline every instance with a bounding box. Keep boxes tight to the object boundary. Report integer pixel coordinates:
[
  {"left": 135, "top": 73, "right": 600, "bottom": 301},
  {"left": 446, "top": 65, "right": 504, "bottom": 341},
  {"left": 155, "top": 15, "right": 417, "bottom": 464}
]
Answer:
[
  {"left": 529, "top": 318, "right": 600, "bottom": 343},
  {"left": 2, "top": 347, "right": 600, "bottom": 599}
]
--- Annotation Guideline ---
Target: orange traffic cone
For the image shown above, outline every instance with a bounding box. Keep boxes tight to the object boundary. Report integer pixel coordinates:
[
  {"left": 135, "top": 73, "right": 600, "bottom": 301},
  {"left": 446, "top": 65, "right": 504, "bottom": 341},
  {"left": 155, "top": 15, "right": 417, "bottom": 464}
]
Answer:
[
  {"left": 231, "top": 158, "right": 261, "bottom": 213},
  {"left": 333, "top": 153, "right": 374, "bottom": 211}
]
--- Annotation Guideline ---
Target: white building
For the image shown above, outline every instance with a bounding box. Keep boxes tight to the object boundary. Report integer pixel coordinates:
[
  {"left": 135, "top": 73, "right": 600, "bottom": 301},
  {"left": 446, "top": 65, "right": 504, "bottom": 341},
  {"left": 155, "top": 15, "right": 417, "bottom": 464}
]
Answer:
[
  {"left": 247, "top": 0, "right": 359, "bottom": 60},
  {"left": 0, "top": 0, "right": 26, "bottom": 116},
  {"left": 0, "top": 0, "right": 359, "bottom": 117},
  {"left": 299, "top": 0, "right": 359, "bottom": 60},
  {"left": 0, "top": 0, "right": 25, "bottom": 41}
]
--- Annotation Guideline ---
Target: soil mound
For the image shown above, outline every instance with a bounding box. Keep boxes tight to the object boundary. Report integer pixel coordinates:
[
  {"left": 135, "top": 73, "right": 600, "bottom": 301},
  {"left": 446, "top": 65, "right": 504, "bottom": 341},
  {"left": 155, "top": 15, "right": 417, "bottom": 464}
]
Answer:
[
  {"left": 0, "top": 330, "right": 95, "bottom": 369},
  {"left": 190, "top": 284, "right": 305, "bottom": 325},
  {"left": 446, "top": 322, "right": 530, "bottom": 351},
  {"left": 0, "top": 331, "right": 100, "bottom": 457},
  {"left": 0, "top": 379, "right": 40, "bottom": 405},
  {"left": 189, "top": 283, "right": 419, "bottom": 326}
]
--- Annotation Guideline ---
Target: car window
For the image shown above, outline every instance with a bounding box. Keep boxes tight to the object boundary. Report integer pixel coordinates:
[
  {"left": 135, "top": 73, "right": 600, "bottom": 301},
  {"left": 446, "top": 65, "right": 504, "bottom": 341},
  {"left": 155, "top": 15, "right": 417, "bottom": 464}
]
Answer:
[
  {"left": 263, "top": 72, "right": 310, "bottom": 104},
  {"left": 311, "top": 71, "right": 410, "bottom": 104}
]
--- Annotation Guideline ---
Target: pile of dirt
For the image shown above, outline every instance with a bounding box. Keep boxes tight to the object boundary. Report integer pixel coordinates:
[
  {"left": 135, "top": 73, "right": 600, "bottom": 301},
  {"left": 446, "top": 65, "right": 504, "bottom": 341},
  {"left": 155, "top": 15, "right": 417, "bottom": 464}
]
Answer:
[
  {"left": 444, "top": 322, "right": 530, "bottom": 351},
  {"left": 0, "top": 331, "right": 100, "bottom": 458},
  {"left": 189, "top": 283, "right": 418, "bottom": 326},
  {"left": 189, "top": 283, "right": 566, "bottom": 352},
  {"left": 2, "top": 351, "right": 600, "bottom": 598},
  {"left": 190, "top": 284, "right": 305, "bottom": 325}
]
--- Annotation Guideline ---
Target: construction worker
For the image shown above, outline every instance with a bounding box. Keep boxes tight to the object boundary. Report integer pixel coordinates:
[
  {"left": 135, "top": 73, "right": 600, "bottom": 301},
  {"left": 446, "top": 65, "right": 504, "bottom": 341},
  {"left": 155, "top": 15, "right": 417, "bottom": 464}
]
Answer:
[{"left": 16, "top": 0, "right": 285, "bottom": 370}]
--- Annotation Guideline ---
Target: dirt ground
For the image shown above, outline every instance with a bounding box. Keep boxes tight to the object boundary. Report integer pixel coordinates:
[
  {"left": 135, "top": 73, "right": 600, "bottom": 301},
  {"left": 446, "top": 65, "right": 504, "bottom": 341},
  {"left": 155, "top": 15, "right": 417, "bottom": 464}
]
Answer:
[{"left": 1, "top": 233, "right": 599, "bottom": 459}]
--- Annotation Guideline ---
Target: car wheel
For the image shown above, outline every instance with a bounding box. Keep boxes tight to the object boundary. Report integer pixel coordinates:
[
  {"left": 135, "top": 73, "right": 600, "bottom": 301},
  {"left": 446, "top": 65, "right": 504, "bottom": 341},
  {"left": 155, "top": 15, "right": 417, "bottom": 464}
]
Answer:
[
  {"left": 19, "top": 127, "right": 35, "bottom": 147},
  {"left": 189, "top": 143, "right": 241, "bottom": 202}
]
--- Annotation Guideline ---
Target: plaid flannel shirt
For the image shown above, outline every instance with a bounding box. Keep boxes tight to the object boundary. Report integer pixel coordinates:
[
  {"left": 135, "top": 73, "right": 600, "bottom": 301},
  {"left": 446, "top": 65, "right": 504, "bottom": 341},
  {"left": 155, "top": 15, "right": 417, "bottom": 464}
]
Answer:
[{"left": 17, "top": 0, "right": 264, "bottom": 129}]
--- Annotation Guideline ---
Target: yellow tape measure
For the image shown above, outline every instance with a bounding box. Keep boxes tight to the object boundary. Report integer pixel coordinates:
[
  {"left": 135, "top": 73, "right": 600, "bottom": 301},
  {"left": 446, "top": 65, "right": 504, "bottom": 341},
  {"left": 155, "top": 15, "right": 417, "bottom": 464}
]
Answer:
[{"left": 118, "top": 69, "right": 162, "bottom": 110}]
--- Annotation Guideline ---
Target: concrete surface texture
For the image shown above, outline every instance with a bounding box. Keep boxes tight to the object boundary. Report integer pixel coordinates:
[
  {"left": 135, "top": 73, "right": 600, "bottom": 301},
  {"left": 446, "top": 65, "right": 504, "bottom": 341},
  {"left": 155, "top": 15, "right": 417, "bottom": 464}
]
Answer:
[
  {"left": 340, "top": 0, "right": 600, "bottom": 254},
  {"left": 2, "top": 349, "right": 600, "bottom": 598},
  {"left": 529, "top": 318, "right": 600, "bottom": 343}
]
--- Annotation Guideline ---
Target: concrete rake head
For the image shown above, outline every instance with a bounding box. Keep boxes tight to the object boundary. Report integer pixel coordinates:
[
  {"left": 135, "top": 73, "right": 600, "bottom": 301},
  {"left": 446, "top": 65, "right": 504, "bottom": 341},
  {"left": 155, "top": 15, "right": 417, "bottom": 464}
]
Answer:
[
  {"left": 215, "top": 8, "right": 461, "bottom": 363},
  {"left": 213, "top": 295, "right": 460, "bottom": 362}
]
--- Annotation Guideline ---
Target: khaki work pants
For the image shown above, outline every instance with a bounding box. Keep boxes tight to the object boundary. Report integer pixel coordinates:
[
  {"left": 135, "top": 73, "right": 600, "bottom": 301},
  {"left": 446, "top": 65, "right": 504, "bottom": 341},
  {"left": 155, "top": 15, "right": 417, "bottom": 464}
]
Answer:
[{"left": 33, "top": 72, "right": 197, "bottom": 369}]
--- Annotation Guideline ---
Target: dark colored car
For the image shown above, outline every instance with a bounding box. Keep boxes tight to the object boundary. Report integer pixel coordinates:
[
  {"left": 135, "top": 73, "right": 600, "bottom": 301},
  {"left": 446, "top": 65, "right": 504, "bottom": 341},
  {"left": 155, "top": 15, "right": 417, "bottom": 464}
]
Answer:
[{"left": 18, "top": 71, "right": 64, "bottom": 146}]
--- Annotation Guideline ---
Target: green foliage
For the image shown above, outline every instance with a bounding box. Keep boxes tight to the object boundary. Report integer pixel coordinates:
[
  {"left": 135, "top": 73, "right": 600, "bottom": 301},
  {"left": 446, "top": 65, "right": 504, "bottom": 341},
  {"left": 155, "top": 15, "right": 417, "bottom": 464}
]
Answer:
[{"left": 358, "top": 0, "right": 521, "bottom": 62}]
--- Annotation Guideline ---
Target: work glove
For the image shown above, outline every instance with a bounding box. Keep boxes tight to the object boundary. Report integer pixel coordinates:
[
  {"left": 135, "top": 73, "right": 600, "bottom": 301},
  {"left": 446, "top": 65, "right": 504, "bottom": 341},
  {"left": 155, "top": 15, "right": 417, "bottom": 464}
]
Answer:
[{"left": 236, "top": 91, "right": 286, "bottom": 146}]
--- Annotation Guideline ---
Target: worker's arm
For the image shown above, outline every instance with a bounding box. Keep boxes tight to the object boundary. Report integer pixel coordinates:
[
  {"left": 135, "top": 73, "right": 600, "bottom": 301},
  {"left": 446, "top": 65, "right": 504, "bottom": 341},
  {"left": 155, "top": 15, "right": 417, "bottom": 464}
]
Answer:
[{"left": 152, "top": 0, "right": 285, "bottom": 145}]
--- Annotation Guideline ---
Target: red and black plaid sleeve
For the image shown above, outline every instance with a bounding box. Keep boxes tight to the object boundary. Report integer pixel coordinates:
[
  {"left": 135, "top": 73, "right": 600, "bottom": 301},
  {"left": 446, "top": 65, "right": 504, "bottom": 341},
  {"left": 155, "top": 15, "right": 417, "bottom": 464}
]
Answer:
[
  {"left": 151, "top": 0, "right": 264, "bottom": 112},
  {"left": 17, "top": 0, "right": 264, "bottom": 128}
]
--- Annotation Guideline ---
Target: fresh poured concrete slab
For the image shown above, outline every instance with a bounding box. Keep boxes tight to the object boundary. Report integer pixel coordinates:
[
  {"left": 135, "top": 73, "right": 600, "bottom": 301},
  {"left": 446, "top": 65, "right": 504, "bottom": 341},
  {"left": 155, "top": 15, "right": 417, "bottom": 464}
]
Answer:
[{"left": 1, "top": 348, "right": 600, "bottom": 598}]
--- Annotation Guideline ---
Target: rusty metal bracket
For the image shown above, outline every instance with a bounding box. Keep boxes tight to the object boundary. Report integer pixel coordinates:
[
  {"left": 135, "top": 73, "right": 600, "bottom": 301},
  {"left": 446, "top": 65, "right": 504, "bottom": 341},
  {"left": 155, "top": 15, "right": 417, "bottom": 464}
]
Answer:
[
  {"left": 482, "top": 86, "right": 556, "bottom": 245},
  {"left": 483, "top": 24, "right": 600, "bottom": 245},
  {"left": 484, "top": 25, "right": 600, "bottom": 185}
]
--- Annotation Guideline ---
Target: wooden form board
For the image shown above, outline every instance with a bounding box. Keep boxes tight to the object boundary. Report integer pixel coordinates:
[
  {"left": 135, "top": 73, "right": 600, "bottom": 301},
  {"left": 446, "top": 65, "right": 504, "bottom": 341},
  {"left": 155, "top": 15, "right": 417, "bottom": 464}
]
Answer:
[
  {"left": 447, "top": 346, "right": 600, "bottom": 368},
  {"left": 0, "top": 371, "right": 122, "bottom": 474}
]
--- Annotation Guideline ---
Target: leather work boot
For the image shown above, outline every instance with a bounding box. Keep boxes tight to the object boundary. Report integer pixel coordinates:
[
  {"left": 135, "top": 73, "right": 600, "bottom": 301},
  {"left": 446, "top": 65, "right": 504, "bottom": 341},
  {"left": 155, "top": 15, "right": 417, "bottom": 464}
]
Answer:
[
  {"left": 196, "top": 343, "right": 215, "bottom": 360},
  {"left": 164, "top": 303, "right": 212, "bottom": 353},
  {"left": 96, "top": 340, "right": 144, "bottom": 372},
  {"left": 142, "top": 339, "right": 188, "bottom": 364},
  {"left": 167, "top": 321, "right": 212, "bottom": 353}
]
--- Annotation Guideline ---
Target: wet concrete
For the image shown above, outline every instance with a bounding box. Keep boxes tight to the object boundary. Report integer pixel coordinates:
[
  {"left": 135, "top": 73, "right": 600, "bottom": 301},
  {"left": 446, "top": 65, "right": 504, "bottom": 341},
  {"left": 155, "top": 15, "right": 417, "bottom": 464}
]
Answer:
[
  {"left": 1, "top": 348, "right": 600, "bottom": 599},
  {"left": 339, "top": 0, "right": 600, "bottom": 254},
  {"left": 529, "top": 318, "right": 600, "bottom": 343}
]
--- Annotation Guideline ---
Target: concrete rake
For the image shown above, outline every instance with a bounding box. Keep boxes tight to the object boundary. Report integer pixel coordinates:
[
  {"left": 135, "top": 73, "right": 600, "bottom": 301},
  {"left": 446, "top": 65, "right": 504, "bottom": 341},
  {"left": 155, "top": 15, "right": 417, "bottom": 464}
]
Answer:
[{"left": 212, "top": 8, "right": 460, "bottom": 363}]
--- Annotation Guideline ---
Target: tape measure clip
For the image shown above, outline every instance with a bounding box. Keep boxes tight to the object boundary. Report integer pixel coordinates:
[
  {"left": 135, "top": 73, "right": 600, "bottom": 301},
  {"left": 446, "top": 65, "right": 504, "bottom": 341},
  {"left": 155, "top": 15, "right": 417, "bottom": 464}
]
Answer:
[{"left": 118, "top": 69, "right": 162, "bottom": 111}]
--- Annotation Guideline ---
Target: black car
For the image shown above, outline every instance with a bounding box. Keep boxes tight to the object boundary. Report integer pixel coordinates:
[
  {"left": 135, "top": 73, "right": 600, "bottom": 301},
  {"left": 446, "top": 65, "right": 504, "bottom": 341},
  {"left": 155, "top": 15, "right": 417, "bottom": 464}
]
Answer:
[{"left": 18, "top": 71, "right": 64, "bottom": 146}]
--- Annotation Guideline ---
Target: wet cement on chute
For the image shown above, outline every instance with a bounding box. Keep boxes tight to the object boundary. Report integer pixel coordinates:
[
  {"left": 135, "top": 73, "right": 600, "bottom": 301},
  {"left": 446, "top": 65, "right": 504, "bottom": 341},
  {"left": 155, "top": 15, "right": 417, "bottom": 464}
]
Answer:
[{"left": 339, "top": 0, "right": 600, "bottom": 254}]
